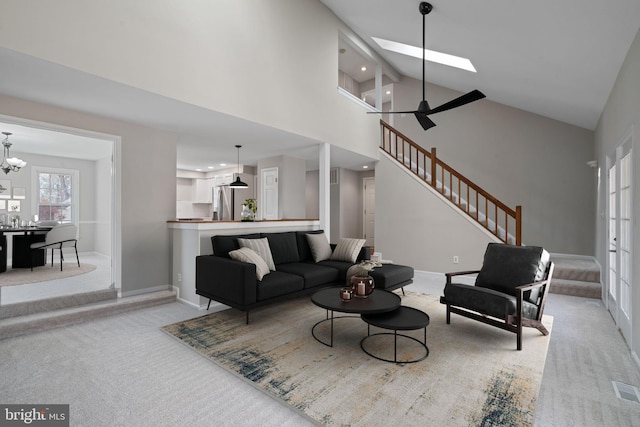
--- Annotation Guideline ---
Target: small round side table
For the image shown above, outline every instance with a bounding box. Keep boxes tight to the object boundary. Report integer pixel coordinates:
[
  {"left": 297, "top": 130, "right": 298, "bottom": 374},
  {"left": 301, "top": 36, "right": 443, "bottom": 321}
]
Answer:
[{"left": 360, "top": 306, "right": 430, "bottom": 363}]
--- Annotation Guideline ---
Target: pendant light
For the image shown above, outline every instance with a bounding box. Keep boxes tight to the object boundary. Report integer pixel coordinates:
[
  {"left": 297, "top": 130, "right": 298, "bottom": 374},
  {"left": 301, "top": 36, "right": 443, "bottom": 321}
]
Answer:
[
  {"left": 1, "top": 132, "right": 27, "bottom": 174},
  {"left": 229, "top": 144, "right": 248, "bottom": 189}
]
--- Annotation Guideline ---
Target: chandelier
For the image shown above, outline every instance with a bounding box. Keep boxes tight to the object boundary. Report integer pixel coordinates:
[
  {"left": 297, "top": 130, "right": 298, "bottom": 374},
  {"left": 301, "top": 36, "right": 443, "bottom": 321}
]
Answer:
[{"left": 1, "top": 132, "right": 27, "bottom": 174}]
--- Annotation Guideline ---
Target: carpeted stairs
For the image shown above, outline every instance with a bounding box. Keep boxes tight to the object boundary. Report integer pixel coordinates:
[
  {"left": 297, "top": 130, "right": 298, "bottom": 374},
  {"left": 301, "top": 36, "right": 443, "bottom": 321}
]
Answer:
[
  {"left": 549, "top": 254, "right": 601, "bottom": 299},
  {"left": 0, "top": 289, "right": 177, "bottom": 340}
]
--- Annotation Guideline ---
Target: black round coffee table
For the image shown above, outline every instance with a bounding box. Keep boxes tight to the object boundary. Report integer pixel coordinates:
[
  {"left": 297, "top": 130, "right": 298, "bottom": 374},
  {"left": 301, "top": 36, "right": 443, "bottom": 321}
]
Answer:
[
  {"left": 360, "top": 306, "right": 430, "bottom": 363},
  {"left": 311, "top": 288, "right": 401, "bottom": 347}
]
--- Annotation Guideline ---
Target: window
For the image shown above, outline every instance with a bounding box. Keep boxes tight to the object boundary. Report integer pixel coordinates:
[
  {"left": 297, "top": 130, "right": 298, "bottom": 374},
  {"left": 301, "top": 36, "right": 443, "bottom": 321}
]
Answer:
[{"left": 31, "top": 167, "right": 79, "bottom": 223}]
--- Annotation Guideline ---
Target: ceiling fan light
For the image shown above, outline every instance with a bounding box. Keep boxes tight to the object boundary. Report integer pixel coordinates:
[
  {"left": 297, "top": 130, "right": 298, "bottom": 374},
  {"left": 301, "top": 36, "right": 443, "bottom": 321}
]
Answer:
[{"left": 371, "top": 37, "right": 477, "bottom": 73}]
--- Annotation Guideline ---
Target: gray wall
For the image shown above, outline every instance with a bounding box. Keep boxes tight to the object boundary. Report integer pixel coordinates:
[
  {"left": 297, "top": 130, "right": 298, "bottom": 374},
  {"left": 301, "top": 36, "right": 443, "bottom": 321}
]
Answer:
[
  {"left": 594, "top": 27, "right": 640, "bottom": 365},
  {"left": 391, "top": 76, "right": 596, "bottom": 255}
]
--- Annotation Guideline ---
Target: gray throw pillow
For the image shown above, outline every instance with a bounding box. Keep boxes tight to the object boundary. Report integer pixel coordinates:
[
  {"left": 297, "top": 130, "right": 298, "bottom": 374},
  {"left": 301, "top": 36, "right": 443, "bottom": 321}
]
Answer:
[{"left": 305, "top": 232, "right": 333, "bottom": 262}]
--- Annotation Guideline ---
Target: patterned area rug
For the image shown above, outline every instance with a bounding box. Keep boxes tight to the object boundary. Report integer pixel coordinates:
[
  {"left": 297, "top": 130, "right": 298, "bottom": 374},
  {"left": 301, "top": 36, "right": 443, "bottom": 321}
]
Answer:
[{"left": 162, "top": 291, "right": 552, "bottom": 426}]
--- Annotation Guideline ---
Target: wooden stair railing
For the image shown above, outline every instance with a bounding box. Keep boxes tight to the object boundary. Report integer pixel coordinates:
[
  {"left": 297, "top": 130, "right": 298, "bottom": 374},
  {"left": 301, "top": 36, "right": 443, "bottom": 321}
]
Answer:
[{"left": 380, "top": 121, "right": 522, "bottom": 245}]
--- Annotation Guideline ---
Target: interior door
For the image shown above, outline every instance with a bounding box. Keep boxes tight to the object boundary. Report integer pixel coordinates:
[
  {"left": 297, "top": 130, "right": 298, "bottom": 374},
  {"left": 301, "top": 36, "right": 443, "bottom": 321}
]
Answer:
[
  {"left": 363, "top": 177, "right": 375, "bottom": 247},
  {"left": 262, "top": 167, "right": 278, "bottom": 220},
  {"left": 606, "top": 134, "right": 633, "bottom": 344}
]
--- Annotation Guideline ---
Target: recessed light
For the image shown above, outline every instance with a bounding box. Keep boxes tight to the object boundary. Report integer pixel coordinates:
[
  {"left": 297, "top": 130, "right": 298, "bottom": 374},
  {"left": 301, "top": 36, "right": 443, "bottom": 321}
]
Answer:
[
  {"left": 195, "top": 168, "right": 202, "bottom": 172},
  {"left": 220, "top": 163, "right": 227, "bottom": 167},
  {"left": 362, "top": 165, "right": 369, "bottom": 169},
  {"left": 207, "top": 166, "right": 214, "bottom": 170},
  {"left": 361, "top": 66, "right": 367, "bottom": 71},
  {"left": 371, "top": 37, "right": 477, "bottom": 72},
  {"left": 386, "top": 90, "right": 391, "bottom": 95}
]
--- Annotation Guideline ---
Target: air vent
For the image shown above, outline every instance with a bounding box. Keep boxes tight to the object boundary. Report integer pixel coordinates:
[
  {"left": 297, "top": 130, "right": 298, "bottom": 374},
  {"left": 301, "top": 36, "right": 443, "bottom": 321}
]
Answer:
[
  {"left": 612, "top": 381, "right": 640, "bottom": 404},
  {"left": 330, "top": 168, "right": 339, "bottom": 185}
]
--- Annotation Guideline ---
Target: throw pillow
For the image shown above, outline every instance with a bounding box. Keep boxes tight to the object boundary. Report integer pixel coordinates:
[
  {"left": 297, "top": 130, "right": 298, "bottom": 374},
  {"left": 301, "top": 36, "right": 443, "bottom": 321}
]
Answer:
[
  {"left": 229, "top": 247, "right": 270, "bottom": 281},
  {"left": 331, "top": 238, "right": 366, "bottom": 263},
  {"left": 237, "top": 237, "right": 276, "bottom": 271},
  {"left": 305, "top": 232, "right": 333, "bottom": 262}
]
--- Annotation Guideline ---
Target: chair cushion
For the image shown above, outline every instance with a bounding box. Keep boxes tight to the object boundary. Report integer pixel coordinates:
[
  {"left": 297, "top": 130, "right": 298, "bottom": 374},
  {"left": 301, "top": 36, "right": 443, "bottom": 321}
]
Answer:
[
  {"left": 264, "top": 232, "right": 300, "bottom": 265},
  {"left": 276, "top": 262, "right": 339, "bottom": 288},
  {"left": 475, "top": 243, "right": 549, "bottom": 302},
  {"left": 444, "top": 282, "right": 539, "bottom": 320}
]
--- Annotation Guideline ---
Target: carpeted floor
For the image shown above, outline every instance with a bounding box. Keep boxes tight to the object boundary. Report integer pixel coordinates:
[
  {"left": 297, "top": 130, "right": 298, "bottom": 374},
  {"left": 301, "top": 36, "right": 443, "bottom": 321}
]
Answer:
[
  {"left": 163, "top": 291, "right": 553, "bottom": 427},
  {"left": 0, "top": 263, "right": 96, "bottom": 287}
]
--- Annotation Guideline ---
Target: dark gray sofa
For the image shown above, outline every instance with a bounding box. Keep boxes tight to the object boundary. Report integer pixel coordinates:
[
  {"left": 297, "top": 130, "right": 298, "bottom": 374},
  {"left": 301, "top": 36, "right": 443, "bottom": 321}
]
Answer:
[{"left": 196, "top": 230, "right": 414, "bottom": 323}]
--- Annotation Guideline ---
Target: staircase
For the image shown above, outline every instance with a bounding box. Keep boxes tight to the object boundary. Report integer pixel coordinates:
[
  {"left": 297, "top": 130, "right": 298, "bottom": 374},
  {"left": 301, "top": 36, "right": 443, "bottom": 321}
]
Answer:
[
  {"left": 549, "top": 254, "right": 602, "bottom": 298},
  {"left": 380, "top": 121, "right": 521, "bottom": 245}
]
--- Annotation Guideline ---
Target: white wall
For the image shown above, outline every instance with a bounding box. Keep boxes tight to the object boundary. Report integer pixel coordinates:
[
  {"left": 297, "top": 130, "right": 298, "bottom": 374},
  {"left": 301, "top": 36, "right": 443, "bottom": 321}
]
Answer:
[
  {"left": 0, "top": 0, "right": 382, "bottom": 161},
  {"left": 391, "top": 77, "right": 596, "bottom": 255},
  {"left": 0, "top": 95, "right": 178, "bottom": 295},
  {"left": 258, "top": 155, "right": 306, "bottom": 219},
  {"left": 594, "top": 27, "right": 640, "bottom": 364}
]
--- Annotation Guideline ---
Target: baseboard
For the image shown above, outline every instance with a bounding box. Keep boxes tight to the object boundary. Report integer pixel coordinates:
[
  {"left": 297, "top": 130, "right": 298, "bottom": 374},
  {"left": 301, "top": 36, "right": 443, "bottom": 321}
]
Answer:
[{"left": 120, "top": 284, "right": 172, "bottom": 298}]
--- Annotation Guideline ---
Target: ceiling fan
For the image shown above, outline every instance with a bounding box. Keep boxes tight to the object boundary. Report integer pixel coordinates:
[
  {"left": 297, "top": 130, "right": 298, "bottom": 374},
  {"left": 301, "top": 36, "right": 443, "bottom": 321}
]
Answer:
[{"left": 370, "top": 2, "right": 485, "bottom": 130}]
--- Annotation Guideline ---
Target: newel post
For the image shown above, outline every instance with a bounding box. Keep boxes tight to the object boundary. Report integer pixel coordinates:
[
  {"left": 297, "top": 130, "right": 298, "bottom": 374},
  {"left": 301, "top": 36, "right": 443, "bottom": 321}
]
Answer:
[{"left": 430, "top": 147, "right": 437, "bottom": 187}]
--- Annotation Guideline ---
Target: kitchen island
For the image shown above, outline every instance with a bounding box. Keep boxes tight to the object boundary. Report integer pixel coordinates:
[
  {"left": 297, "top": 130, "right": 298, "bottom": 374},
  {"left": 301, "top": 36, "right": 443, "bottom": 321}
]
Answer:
[{"left": 168, "top": 219, "right": 320, "bottom": 307}]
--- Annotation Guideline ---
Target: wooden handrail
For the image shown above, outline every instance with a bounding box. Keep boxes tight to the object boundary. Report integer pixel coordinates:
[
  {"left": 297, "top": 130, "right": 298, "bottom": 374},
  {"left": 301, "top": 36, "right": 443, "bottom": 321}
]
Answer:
[{"left": 380, "top": 121, "right": 522, "bottom": 245}]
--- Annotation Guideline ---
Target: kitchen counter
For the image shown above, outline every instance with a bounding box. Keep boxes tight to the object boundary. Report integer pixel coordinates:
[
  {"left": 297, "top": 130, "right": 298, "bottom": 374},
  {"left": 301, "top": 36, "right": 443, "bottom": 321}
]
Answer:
[{"left": 169, "top": 219, "right": 321, "bottom": 307}]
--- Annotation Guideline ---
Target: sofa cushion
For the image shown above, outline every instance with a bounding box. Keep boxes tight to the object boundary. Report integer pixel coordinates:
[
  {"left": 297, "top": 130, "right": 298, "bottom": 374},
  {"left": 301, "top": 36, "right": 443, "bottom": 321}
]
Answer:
[
  {"left": 277, "top": 262, "right": 339, "bottom": 289},
  {"left": 257, "top": 271, "right": 304, "bottom": 301},
  {"left": 212, "top": 233, "right": 261, "bottom": 258},
  {"left": 331, "top": 238, "right": 366, "bottom": 263},
  {"left": 444, "top": 282, "right": 539, "bottom": 320},
  {"left": 237, "top": 237, "right": 276, "bottom": 271},
  {"left": 475, "top": 243, "right": 549, "bottom": 302},
  {"left": 306, "top": 232, "right": 333, "bottom": 262},
  {"left": 316, "top": 260, "right": 353, "bottom": 283},
  {"left": 296, "top": 230, "right": 324, "bottom": 262},
  {"left": 228, "top": 247, "right": 270, "bottom": 281},
  {"left": 264, "top": 232, "right": 300, "bottom": 265}
]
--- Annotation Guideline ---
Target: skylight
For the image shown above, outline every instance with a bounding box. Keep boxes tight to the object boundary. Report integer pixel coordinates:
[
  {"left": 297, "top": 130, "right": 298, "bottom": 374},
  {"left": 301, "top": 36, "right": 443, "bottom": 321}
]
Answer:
[{"left": 371, "top": 37, "right": 477, "bottom": 73}]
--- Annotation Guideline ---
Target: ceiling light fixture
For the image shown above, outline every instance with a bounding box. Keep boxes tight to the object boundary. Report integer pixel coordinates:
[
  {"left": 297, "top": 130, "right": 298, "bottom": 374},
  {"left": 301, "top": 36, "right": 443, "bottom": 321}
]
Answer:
[
  {"left": 371, "top": 37, "right": 477, "bottom": 73},
  {"left": 229, "top": 145, "right": 248, "bottom": 189},
  {"left": 361, "top": 66, "right": 367, "bottom": 71},
  {"left": 1, "top": 132, "right": 27, "bottom": 174}
]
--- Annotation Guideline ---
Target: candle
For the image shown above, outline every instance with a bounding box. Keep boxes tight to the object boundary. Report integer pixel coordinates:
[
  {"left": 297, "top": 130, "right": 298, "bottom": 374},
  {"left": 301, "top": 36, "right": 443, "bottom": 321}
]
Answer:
[{"left": 357, "top": 281, "right": 365, "bottom": 296}]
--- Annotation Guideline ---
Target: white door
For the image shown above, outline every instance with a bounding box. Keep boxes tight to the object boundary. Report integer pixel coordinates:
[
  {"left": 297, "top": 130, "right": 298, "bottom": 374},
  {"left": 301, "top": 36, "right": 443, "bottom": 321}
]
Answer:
[
  {"left": 606, "top": 133, "right": 633, "bottom": 344},
  {"left": 262, "top": 167, "right": 278, "bottom": 220},
  {"left": 363, "top": 177, "right": 375, "bottom": 246}
]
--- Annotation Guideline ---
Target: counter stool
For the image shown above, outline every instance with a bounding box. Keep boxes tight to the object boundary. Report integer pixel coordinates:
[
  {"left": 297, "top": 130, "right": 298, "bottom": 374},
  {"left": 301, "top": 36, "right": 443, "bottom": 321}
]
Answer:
[{"left": 360, "top": 306, "right": 430, "bottom": 364}]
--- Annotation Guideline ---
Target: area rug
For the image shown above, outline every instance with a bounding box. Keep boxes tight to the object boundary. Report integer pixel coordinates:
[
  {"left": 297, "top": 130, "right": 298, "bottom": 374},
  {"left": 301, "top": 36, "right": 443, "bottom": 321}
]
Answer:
[
  {"left": 0, "top": 263, "right": 97, "bottom": 286},
  {"left": 162, "top": 291, "right": 553, "bottom": 426}
]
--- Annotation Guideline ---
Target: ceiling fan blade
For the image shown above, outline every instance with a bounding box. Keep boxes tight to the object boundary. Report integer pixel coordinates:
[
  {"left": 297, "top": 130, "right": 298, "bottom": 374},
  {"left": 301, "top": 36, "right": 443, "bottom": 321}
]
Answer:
[
  {"left": 367, "top": 110, "right": 419, "bottom": 114},
  {"left": 415, "top": 113, "right": 436, "bottom": 130},
  {"left": 426, "top": 90, "right": 486, "bottom": 115}
]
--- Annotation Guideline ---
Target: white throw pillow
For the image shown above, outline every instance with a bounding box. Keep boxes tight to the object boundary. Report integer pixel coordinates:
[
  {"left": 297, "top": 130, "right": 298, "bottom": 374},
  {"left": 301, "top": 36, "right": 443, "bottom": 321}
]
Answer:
[
  {"left": 237, "top": 237, "right": 276, "bottom": 271},
  {"left": 229, "top": 247, "right": 270, "bottom": 281},
  {"left": 306, "top": 232, "right": 333, "bottom": 262},
  {"left": 331, "top": 238, "right": 366, "bottom": 263}
]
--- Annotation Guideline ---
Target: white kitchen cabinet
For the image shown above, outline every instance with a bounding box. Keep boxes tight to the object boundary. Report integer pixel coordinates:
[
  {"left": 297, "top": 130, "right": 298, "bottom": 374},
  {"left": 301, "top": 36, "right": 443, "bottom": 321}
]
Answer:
[{"left": 193, "top": 178, "right": 213, "bottom": 203}]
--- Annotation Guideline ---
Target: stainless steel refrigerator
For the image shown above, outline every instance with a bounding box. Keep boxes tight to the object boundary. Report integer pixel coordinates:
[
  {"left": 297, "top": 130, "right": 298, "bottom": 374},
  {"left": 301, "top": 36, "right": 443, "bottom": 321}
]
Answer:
[{"left": 212, "top": 185, "right": 233, "bottom": 220}]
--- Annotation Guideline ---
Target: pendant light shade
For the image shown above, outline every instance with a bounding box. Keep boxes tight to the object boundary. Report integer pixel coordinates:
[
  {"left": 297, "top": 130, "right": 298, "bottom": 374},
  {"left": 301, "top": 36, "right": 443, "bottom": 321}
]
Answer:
[{"left": 229, "top": 144, "right": 248, "bottom": 189}]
